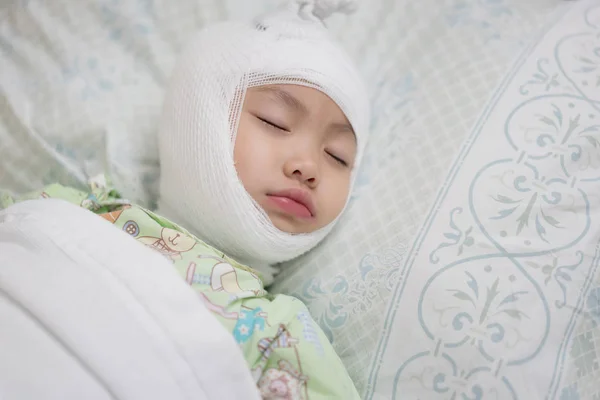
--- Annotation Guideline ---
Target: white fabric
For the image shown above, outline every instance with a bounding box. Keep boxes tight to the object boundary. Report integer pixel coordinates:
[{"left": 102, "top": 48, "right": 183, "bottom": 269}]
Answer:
[
  {"left": 0, "top": 199, "right": 260, "bottom": 400},
  {"left": 366, "top": 1, "right": 600, "bottom": 398},
  {"left": 157, "top": 0, "right": 369, "bottom": 282},
  {"left": 296, "top": 0, "right": 358, "bottom": 21}
]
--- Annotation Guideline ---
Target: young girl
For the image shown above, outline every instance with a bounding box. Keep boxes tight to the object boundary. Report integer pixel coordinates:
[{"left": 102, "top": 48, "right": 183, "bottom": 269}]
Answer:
[{"left": 1, "top": 1, "right": 369, "bottom": 398}]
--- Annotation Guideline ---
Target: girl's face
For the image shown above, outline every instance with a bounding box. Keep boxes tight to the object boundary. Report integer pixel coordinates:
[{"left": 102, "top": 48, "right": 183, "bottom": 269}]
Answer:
[{"left": 234, "top": 84, "right": 356, "bottom": 234}]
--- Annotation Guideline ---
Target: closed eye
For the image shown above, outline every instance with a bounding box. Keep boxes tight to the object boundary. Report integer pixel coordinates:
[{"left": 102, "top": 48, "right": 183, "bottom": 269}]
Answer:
[
  {"left": 256, "top": 115, "right": 289, "bottom": 132},
  {"left": 326, "top": 151, "right": 348, "bottom": 167}
]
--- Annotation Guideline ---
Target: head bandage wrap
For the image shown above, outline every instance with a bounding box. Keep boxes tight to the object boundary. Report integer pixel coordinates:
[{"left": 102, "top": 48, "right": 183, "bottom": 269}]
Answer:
[{"left": 158, "top": 0, "right": 370, "bottom": 283}]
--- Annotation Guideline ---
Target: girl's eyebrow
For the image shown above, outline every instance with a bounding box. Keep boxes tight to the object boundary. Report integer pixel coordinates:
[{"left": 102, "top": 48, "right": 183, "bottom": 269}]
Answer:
[
  {"left": 255, "top": 86, "right": 309, "bottom": 116},
  {"left": 329, "top": 122, "right": 356, "bottom": 139}
]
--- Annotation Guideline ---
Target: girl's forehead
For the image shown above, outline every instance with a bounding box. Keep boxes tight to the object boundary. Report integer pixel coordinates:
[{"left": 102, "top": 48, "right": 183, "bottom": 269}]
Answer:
[{"left": 247, "top": 84, "right": 355, "bottom": 140}]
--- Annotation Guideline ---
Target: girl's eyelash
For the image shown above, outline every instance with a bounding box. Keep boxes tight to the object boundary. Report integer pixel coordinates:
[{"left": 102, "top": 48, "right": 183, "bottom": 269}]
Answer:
[
  {"left": 256, "top": 116, "right": 288, "bottom": 131},
  {"left": 326, "top": 151, "right": 348, "bottom": 167},
  {"left": 254, "top": 114, "right": 348, "bottom": 167}
]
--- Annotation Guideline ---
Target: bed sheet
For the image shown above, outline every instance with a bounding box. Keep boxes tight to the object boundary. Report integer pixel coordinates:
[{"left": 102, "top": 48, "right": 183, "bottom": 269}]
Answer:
[{"left": 0, "top": 0, "right": 567, "bottom": 396}]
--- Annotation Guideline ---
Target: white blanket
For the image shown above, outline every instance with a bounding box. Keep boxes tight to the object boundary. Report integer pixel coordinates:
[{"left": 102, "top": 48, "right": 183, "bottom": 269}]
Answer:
[{"left": 0, "top": 199, "right": 260, "bottom": 400}]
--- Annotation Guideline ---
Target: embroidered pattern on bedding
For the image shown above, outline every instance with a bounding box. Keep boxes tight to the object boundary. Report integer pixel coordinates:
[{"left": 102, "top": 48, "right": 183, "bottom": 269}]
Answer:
[{"left": 367, "top": 2, "right": 600, "bottom": 399}]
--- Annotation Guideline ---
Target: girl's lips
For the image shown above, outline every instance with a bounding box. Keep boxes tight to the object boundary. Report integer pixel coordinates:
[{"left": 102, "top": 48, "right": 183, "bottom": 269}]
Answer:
[{"left": 266, "top": 189, "right": 315, "bottom": 219}]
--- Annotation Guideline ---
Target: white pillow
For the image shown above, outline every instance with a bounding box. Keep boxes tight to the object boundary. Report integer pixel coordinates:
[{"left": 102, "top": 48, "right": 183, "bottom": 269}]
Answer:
[
  {"left": 363, "top": 1, "right": 600, "bottom": 398},
  {"left": 0, "top": 0, "right": 227, "bottom": 205}
]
